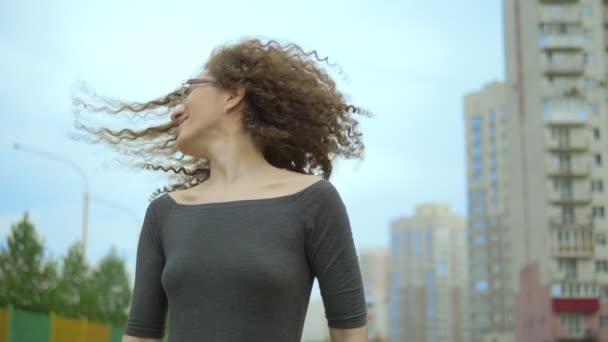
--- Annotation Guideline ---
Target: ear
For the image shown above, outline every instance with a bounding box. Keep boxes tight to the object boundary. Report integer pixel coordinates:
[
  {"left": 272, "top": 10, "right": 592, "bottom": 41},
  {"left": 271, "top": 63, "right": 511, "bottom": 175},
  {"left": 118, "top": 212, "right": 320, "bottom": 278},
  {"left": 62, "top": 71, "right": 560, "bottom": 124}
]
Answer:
[{"left": 224, "top": 85, "right": 246, "bottom": 113}]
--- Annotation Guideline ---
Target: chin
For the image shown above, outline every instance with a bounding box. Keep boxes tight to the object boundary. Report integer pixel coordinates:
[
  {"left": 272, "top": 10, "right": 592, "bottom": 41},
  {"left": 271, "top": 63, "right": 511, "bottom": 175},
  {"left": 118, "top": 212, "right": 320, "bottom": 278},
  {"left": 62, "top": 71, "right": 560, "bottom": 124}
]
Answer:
[{"left": 176, "top": 136, "right": 204, "bottom": 159}]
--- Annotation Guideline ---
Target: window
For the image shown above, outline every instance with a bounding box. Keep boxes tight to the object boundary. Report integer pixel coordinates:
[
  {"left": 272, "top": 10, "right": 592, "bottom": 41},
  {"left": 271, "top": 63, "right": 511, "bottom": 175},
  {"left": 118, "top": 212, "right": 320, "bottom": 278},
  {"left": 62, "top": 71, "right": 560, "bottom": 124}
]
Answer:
[
  {"left": 601, "top": 287, "right": 608, "bottom": 301},
  {"left": 472, "top": 115, "right": 482, "bottom": 130},
  {"left": 584, "top": 53, "right": 595, "bottom": 65},
  {"left": 560, "top": 314, "right": 581, "bottom": 335},
  {"left": 594, "top": 154, "right": 602, "bottom": 167},
  {"left": 597, "top": 233, "right": 607, "bottom": 245},
  {"left": 426, "top": 230, "right": 433, "bottom": 262},
  {"left": 582, "top": 4, "right": 593, "bottom": 17},
  {"left": 544, "top": 100, "right": 552, "bottom": 120},
  {"left": 592, "top": 180, "right": 604, "bottom": 192},
  {"left": 552, "top": 284, "right": 561, "bottom": 296},
  {"left": 475, "top": 235, "right": 487, "bottom": 245},
  {"left": 557, "top": 153, "right": 571, "bottom": 171},
  {"left": 473, "top": 203, "right": 485, "bottom": 214},
  {"left": 437, "top": 261, "right": 447, "bottom": 277},
  {"left": 392, "top": 272, "right": 402, "bottom": 287},
  {"left": 414, "top": 231, "right": 422, "bottom": 259},
  {"left": 473, "top": 219, "right": 486, "bottom": 229},
  {"left": 474, "top": 171, "right": 483, "bottom": 182},
  {"left": 475, "top": 280, "right": 488, "bottom": 291},
  {"left": 391, "top": 231, "right": 400, "bottom": 255},
  {"left": 583, "top": 29, "right": 593, "bottom": 43},
  {"left": 601, "top": 315, "right": 608, "bottom": 328},
  {"left": 593, "top": 207, "right": 605, "bottom": 219},
  {"left": 559, "top": 258, "right": 577, "bottom": 279},
  {"left": 472, "top": 143, "right": 483, "bottom": 157},
  {"left": 596, "top": 260, "right": 608, "bottom": 272},
  {"left": 593, "top": 128, "right": 600, "bottom": 140},
  {"left": 563, "top": 206, "right": 575, "bottom": 224},
  {"left": 473, "top": 157, "right": 483, "bottom": 171}
]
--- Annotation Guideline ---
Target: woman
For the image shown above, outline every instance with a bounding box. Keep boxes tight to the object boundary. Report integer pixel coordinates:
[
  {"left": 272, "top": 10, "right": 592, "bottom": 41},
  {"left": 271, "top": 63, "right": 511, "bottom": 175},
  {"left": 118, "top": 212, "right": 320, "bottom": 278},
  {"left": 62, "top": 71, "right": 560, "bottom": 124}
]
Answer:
[{"left": 74, "top": 38, "right": 370, "bottom": 342}]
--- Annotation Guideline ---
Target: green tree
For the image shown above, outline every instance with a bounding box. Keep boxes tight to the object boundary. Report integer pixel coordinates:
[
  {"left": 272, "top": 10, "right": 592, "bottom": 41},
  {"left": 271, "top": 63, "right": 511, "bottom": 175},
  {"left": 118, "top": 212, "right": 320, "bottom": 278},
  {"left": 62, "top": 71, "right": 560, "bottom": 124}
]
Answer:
[
  {"left": 54, "top": 241, "right": 91, "bottom": 318},
  {"left": 87, "top": 245, "right": 131, "bottom": 326},
  {"left": 0, "top": 213, "right": 59, "bottom": 313}
]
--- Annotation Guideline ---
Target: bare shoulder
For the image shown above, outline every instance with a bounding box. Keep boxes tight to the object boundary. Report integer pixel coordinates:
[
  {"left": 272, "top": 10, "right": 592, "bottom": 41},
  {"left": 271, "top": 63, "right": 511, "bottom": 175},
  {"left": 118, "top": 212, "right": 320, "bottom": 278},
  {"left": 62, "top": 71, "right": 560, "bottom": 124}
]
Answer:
[
  {"left": 277, "top": 171, "right": 324, "bottom": 192},
  {"left": 166, "top": 184, "right": 203, "bottom": 204}
]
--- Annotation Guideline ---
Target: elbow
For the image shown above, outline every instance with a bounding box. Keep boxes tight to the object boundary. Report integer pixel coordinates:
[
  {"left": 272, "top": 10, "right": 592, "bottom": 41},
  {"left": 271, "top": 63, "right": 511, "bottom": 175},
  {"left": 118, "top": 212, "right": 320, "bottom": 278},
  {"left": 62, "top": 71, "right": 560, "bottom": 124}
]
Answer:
[{"left": 329, "top": 325, "right": 368, "bottom": 342}]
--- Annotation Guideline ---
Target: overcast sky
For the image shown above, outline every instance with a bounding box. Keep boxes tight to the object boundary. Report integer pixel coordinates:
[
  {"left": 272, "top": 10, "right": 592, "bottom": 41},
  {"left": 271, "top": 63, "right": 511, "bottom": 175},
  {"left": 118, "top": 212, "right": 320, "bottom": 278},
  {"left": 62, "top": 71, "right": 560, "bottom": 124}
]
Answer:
[{"left": 0, "top": 0, "right": 504, "bottom": 294}]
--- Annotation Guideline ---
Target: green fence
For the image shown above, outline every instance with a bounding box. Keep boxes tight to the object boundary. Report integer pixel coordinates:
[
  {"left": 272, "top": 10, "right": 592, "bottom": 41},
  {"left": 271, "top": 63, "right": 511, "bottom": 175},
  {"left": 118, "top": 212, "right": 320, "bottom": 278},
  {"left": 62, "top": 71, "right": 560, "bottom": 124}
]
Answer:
[
  {"left": 9, "top": 306, "right": 51, "bottom": 342},
  {"left": 0, "top": 306, "right": 171, "bottom": 342}
]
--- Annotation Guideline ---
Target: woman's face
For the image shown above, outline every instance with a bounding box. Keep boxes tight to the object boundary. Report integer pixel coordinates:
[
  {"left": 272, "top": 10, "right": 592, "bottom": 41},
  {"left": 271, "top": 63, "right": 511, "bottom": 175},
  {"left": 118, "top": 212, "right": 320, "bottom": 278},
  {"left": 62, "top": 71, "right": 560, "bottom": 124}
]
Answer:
[{"left": 170, "top": 71, "right": 226, "bottom": 156}]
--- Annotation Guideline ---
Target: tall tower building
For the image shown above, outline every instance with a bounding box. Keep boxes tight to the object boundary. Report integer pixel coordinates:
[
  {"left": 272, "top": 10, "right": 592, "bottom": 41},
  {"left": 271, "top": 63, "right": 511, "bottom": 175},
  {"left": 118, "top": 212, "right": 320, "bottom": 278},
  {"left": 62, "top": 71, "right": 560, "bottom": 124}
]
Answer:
[
  {"left": 501, "top": 0, "right": 608, "bottom": 341},
  {"left": 388, "top": 204, "right": 469, "bottom": 342},
  {"left": 359, "top": 248, "right": 389, "bottom": 341},
  {"left": 464, "top": 81, "right": 513, "bottom": 342}
]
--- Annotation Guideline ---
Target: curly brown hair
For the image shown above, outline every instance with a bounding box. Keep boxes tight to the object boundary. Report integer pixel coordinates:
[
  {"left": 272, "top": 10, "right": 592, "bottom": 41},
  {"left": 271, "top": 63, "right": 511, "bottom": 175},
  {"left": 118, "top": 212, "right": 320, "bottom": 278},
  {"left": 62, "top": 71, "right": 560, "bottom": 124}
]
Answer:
[{"left": 71, "top": 38, "right": 371, "bottom": 201}]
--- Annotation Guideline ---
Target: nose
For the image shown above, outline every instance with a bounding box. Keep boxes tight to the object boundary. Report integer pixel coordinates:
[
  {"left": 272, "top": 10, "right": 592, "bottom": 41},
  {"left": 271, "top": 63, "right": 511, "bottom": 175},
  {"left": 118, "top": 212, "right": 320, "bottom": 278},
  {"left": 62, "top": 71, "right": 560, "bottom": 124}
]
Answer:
[{"left": 170, "top": 104, "right": 186, "bottom": 125}]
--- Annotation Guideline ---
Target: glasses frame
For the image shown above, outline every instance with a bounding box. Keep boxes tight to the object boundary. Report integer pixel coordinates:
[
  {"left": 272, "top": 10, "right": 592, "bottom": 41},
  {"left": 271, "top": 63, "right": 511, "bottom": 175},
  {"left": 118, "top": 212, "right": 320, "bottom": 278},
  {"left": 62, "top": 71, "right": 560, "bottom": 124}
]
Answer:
[{"left": 179, "top": 78, "right": 218, "bottom": 98}]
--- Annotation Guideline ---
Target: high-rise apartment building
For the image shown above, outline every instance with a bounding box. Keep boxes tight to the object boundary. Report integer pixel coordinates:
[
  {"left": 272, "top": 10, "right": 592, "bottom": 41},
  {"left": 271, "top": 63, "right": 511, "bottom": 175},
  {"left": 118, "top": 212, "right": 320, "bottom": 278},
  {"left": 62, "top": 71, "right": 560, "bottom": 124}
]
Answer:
[
  {"left": 500, "top": 0, "right": 608, "bottom": 340},
  {"left": 388, "top": 204, "right": 469, "bottom": 342},
  {"left": 359, "top": 248, "right": 389, "bottom": 341},
  {"left": 464, "top": 81, "right": 514, "bottom": 342}
]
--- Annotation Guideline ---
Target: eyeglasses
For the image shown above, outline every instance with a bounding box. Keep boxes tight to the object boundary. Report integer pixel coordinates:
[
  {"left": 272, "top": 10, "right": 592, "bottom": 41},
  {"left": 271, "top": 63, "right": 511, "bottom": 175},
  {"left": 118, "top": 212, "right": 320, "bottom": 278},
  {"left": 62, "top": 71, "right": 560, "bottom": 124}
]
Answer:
[{"left": 179, "top": 78, "right": 218, "bottom": 98}]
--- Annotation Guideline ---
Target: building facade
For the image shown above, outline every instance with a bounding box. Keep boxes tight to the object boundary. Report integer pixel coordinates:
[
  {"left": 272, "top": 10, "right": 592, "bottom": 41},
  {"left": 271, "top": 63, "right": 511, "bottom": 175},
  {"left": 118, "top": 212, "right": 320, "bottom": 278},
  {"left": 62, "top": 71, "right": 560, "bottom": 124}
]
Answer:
[
  {"left": 502, "top": 0, "right": 608, "bottom": 340},
  {"left": 464, "top": 81, "right": 514, "bottom": 342},
  {"left": 359, "top": 247, "right": 389, "bottom": 341},
  {"left": 388, "top": 204, "right": 469, "bottom": 342}
]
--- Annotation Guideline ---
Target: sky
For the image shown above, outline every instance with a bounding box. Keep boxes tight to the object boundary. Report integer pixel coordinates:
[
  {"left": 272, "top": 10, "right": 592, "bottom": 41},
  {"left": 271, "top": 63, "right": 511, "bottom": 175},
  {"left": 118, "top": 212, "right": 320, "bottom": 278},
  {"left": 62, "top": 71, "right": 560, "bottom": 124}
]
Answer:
[{"left": 0, "top": 0, "right": 504, "bottom": 294}]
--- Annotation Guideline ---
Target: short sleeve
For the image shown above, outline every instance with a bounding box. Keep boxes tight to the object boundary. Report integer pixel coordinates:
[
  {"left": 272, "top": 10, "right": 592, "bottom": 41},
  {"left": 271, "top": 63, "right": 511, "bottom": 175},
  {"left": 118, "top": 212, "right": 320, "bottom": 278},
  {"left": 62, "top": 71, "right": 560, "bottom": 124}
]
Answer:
[
  {"left": 302, "top": 181, "right": 367, "bottom": 329},
  {"left": 124, "top": 199, "right": 168, "bottom": 338}
]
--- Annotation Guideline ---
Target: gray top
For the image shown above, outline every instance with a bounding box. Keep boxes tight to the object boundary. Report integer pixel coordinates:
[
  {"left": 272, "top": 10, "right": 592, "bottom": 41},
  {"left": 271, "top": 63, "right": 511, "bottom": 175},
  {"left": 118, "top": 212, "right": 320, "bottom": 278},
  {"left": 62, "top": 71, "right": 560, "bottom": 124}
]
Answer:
[{"left": 124, "top": 179, "right": 367, "bottom": 342}]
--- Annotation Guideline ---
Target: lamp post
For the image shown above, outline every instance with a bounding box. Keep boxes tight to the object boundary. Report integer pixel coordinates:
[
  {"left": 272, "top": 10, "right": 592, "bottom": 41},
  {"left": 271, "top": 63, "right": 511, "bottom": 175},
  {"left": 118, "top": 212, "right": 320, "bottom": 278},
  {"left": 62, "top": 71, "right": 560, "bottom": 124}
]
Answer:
[{"left": 13, "top": 142, "right": 90, "bottom": 259}]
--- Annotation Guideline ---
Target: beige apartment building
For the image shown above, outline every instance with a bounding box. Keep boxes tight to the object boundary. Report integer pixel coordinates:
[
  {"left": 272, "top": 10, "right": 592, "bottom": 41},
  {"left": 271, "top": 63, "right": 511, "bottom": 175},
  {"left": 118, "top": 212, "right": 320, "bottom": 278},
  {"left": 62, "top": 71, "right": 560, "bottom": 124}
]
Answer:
[
  {"left": 359, "top": 248, "right": 389, "bottom": 341},
  {"left": 388, "top": 204, "right": 469, "bottom": 342},
  {"left": 466, "top": 0, "right": 608, "bottom": 341},
  {"left": 464, "top": 81, "right": 514, "bottom": 342}
]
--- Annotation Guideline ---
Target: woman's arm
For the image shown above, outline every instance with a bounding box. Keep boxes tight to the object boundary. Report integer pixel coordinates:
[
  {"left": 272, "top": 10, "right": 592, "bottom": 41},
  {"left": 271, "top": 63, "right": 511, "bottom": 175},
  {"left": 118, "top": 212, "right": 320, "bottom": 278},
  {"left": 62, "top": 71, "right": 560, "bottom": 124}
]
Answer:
[
  {"left": 330, "top": 326, "right": 368, "bottom": 342},
  {"left": 122, "top": 335, "right": 162, "bottom": 342}
]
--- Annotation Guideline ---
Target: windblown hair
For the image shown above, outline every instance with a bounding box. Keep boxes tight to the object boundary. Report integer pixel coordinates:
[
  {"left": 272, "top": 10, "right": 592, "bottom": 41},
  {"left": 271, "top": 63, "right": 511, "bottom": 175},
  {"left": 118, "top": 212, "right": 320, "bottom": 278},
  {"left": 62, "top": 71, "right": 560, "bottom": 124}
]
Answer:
[{"left": 71, "top": 38, "right": 371, "bottom": 201}]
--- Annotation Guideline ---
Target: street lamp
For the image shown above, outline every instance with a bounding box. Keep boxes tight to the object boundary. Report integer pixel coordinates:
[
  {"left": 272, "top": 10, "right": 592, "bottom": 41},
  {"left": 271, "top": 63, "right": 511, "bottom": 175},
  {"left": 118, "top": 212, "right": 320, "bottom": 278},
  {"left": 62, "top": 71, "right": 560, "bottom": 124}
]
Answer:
[{"left": 13, "top": 142, "right": 90, "bottom": 259}]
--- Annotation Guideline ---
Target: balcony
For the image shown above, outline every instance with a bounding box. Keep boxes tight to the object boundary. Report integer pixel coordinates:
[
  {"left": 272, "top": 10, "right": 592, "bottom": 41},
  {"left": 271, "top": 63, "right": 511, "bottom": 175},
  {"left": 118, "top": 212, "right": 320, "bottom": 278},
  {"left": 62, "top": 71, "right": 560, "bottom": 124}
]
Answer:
[
  {"left": 543, "top": 61, "right": 585, "bottom": 76},
  {"left": 551, "top": 229, "right": 594, "bottom": 258},
  {"left": 540, "top": 35, "right": 585, "bottom": 50},
  {"left": 549, "top": 209, "right": 593, "bottom": 229},
  {"left": 554, "top": 298, "right": 599, "bottom": 314},
  {"left": 541, "top": 80, "right": 584, "bottom": 98},
  {"left": 545, "top": 132, "right": 589, "bottom": 152},
  {"left": 541, "top": 53, "right": 584, "bottom": 76},
  {"left": 546, "top": 160, "right": 591, "bottom": 178},
  {"left": 545, "top": 110, "right": 589, "bottom": 125},
  {"left": 547, "top": 186, "right": 592, "bottom": 204},
  {"left": 555, "top": 328, "right": 598, "bottom": 341},
  {"left": 540, "top": 6, "right": 581, "bottom": 23}
]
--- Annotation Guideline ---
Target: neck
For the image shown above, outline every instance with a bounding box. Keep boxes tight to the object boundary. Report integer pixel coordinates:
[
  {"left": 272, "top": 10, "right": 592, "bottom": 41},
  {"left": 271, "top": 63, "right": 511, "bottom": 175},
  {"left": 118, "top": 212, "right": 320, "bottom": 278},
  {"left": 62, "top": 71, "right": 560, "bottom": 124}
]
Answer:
[{"left": 202, "top": 131, "right": 278, "bottom": 190}]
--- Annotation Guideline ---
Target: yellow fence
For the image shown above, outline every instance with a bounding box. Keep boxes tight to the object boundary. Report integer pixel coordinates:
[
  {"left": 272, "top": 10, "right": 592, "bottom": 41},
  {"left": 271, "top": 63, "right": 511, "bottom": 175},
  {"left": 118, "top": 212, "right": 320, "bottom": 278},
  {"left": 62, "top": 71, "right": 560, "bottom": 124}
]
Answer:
[
  {"left": 0, "top": 307, "right": 8, "bottom": 342},
  {"left": 0, "top": 306, "right": 130, "bottom": 342},
  {"left": 50, "top": 313, "right": 111, "bottom": 342}
]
